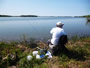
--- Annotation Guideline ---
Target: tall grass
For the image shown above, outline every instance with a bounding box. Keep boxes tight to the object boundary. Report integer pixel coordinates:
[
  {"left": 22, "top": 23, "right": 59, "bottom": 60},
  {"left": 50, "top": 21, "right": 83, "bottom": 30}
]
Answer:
[{"left": 0, "top": 36, "right": 90, "bottom": 68}]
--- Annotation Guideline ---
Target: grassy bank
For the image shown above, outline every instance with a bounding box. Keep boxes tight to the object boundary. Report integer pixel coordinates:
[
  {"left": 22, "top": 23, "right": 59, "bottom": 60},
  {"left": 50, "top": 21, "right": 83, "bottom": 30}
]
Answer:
[{"left": 0, "top": 36, "right": 90, "bottom": 68}]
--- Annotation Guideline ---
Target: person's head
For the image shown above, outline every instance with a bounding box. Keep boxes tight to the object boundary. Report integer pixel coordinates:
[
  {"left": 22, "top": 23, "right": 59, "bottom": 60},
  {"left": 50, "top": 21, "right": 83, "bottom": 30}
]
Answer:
[{"left": 56, "top": 21, "right": 64, "bottom": 28}]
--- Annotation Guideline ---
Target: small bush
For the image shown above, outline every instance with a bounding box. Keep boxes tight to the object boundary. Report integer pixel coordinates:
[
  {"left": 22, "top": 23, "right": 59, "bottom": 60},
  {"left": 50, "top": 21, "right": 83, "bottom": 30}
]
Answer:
[{"left": 18, "top": 55, "right": 45, "bottom": 68}]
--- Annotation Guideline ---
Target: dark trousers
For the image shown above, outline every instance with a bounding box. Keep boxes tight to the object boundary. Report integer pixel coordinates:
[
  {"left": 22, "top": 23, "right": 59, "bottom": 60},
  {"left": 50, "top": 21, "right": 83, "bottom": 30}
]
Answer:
[{"left": 49, "top": 44, "right": 69, "bottom": 56}]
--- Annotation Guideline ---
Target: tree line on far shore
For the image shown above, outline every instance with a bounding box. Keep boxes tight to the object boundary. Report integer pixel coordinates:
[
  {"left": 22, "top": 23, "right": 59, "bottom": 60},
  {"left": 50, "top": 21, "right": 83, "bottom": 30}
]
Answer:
[
  {"left": 0, "top": 14, "right": 90, "bottom": 17},
  {"left": 0, "top": 15, "right": 38, "bottom": 17}
]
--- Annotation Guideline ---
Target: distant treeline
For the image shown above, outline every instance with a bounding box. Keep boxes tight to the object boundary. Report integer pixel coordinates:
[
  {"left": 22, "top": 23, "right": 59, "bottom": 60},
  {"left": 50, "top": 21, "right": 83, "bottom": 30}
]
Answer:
[
  {"left": 83, "top": 15, "right": 90, "bottom": 17},
  {"left": 0, "top": 15, "right": 38, "bottom": 17},
  {"left": 0, "top": 15, "right": 12, "bottom": 17},
  {"left": 0, "top": 14, "right": 90, "bottom": 17},
  {"left": 20, "top": 15, "right": 38, "bottom": 17}
]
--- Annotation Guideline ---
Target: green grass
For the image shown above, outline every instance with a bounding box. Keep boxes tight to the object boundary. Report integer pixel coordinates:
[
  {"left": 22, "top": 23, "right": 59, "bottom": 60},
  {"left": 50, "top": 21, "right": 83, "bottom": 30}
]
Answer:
[{"left": 0, "top": 37, "right": 90, "bottom": 68}]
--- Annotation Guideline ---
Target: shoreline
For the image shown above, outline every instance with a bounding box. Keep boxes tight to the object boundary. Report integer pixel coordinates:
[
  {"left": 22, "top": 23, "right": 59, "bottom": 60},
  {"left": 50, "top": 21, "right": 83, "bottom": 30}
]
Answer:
[{"left": 0, "top": 35, "right": 90, "bottom": 42}]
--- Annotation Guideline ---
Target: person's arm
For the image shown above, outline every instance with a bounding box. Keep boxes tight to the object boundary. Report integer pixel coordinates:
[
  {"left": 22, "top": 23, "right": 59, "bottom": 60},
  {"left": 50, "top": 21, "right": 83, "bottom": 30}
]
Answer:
[
  {"left": 50, "top": 28, "right": 54, "bottom": 34},
  {"left": 62, "top": 29, "right": 66, "bottom": 35}
]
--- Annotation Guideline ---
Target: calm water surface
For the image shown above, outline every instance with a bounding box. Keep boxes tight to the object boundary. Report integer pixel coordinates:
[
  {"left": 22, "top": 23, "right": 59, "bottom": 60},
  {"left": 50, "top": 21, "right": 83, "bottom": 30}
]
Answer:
[{"left": 0, "top": 17, "right": 90, "bottom": 41}]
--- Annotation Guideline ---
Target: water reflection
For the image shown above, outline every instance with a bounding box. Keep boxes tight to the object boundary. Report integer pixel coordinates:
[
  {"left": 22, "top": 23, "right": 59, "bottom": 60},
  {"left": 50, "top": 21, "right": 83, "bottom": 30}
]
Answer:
[
  {"left": 0, "top": 17, "right": 90, "bottom": 41},
  {"left": 86, "top": 18, "right": 90, "bottom": 26},
  {"left": 86, "top": 22, "right": 90, "bottom": 26}
]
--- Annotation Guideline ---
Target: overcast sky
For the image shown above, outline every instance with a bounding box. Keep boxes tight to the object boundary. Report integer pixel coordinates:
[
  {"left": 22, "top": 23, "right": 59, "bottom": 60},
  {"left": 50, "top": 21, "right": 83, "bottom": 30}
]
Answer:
[{"left": 0, "top": 0, "right": 89, "bottom": 16}]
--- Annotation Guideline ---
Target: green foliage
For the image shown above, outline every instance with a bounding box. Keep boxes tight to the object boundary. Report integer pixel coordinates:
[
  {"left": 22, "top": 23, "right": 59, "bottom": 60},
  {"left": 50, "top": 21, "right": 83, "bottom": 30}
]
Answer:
[
  {"left": 0, "top": 41, "right": 20, "bottom": 56},
  {"left": 20, "top": 15, "right": 38, "bottom": 17},
  {"left": 18, "top": 55, "right": 46, "bottom": 68},
  {"left": 70, "top": 35, "right": 80, "bottom": 42},
  {"left": 20, "top": 35, "right": 38, "bottom": 48},
  {"left": 59, "top": 54, "right": 69, "bottom": 62},
  {"left": 0, "top": 37, "right": 90, "bottom": 68},
  {"left": 83, "top": 15, "right": 90, "bottom": 17},
  {"left": 67, "top": 45, "right": 90, "bottom": 61},
  {"left": 29, "top": 38, "right": 38, "bottom": 48}
]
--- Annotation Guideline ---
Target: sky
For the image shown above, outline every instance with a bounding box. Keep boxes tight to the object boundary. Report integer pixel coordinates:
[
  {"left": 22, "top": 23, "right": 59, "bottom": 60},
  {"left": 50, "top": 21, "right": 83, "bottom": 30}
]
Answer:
[{"left": 0, "top": 0, "right": 90, "bottom": 16}]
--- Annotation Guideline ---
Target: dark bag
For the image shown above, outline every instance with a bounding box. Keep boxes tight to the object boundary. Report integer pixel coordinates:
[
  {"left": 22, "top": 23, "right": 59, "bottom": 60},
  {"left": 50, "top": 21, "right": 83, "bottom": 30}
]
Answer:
[
  {"left": 52, "top": 35, "right": 68, "bottom": 55},
  {"left": 58, "top": 35, "right": 68, "bottom": 45}
]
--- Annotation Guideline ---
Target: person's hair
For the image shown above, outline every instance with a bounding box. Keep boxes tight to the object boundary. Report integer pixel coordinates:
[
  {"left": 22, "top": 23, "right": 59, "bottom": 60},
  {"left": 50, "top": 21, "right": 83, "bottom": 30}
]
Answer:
[{"left": 56, "top": 25, "right": 63, "bottom": 28}]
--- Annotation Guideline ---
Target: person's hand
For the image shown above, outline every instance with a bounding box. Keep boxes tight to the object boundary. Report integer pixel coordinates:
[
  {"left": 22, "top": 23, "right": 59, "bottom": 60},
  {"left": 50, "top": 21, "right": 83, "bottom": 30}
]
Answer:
[{"left": 49, "top": 44, "right": 55, "bottom": 49}]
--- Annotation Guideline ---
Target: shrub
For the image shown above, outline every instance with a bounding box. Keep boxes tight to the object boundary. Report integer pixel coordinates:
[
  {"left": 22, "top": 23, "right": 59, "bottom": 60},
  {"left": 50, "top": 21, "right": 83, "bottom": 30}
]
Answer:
[{"left": 18, "top": 55, "right": 46, "bottom": 68}]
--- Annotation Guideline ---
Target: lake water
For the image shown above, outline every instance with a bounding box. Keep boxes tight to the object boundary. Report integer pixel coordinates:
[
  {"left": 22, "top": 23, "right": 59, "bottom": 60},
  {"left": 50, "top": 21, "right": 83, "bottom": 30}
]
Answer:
[{"left": 0, "top": 17, "right": 90, "bottom": 41}]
